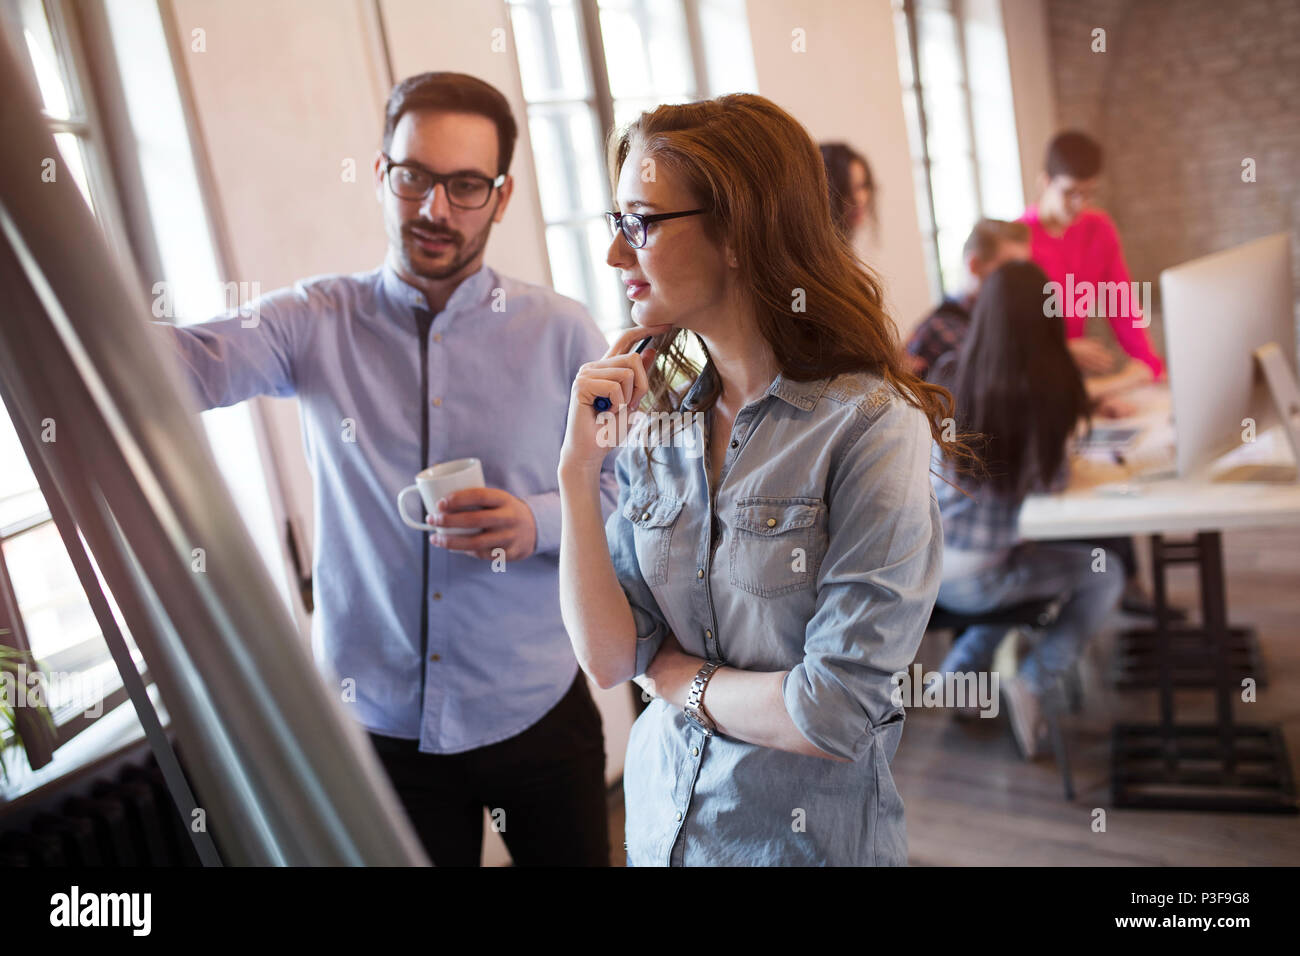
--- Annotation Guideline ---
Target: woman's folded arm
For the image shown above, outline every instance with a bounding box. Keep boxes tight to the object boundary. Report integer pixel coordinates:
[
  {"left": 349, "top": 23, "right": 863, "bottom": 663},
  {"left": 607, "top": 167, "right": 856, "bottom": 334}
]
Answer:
[{"left": 559, "top": 449, "right": 670, "bottom": 689}]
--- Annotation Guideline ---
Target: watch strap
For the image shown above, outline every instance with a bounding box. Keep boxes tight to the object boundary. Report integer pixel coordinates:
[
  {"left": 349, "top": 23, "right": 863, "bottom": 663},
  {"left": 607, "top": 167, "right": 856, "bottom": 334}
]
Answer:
[{"left": 685, "top": 660, "right": 722, "bottom": 733}]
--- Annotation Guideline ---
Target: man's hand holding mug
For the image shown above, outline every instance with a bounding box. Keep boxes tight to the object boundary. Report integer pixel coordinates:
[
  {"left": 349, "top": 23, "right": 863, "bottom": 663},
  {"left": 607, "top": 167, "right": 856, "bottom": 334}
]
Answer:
[
  {"left": 397, "top": 457, "right": 538, "bottom": 561},
  {"left": 428, "top": 487, "right": 538, "bottom": 561}
]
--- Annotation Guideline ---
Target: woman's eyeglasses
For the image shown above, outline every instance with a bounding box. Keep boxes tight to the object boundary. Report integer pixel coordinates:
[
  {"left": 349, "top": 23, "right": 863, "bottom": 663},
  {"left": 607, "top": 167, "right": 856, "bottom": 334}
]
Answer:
[
  {"left": 605, "top": 208, "right": 707, "bottom": 249},
  {"left": 381, "top": 154, "right": 505, "bottom": 210}
]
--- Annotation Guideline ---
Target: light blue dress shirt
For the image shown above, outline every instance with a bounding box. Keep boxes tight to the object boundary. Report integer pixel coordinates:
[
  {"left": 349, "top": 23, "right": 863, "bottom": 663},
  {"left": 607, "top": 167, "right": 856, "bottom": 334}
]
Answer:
[
  {"left": 608, "top": 361, "right": 943, "bottom": 865},
  {"left": 158, "top": 261, "right": 619, "bottom": 753}
]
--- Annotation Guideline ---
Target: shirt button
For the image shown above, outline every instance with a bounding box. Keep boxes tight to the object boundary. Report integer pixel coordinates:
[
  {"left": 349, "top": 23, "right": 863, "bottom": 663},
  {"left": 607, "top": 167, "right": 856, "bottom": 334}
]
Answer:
[
  {"left": 429, "top": 653, "right": 440, "bottom": 661},
  {"left": 730, "top": 439, "right": 738, "bottom": 448},
  {"left": 675, "top": 811, "right": 683, "bottom": 821},
  {"left": 432, "top": 397, "right": 442, "bottom": 406},
  {"left": 766, "top": 517, "right": 777, "bottom": 527},
  {"left": 433, "top": 333, "right": 442, "bottom": 342},
  {"left": 641, "top": 511, "right": 651, "bottom": 521},
  {"left": 705, "top": 629, "right": 712, "bottom": 639},
  {"left": 696, "top": 568, "right": 704, "bottom": 579},
  {"left": 433, "top": 592, "right": 442, "bottom": 600},
  {"left": 691, "top": 746, "right": 699, "bottom": 756}
]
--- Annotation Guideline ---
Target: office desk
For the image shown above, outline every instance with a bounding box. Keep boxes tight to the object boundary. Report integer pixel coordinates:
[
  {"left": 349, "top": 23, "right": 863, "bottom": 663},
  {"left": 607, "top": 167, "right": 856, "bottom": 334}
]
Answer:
[{"left": 1019, "top": 384, "right": 1299, "bottom": 813}]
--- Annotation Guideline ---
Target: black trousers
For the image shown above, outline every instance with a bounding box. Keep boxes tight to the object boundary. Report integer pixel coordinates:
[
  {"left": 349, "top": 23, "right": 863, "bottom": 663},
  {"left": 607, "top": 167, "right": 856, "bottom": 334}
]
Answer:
[{"left": 367, "top": 671, "right": 610, "bottom": 866}]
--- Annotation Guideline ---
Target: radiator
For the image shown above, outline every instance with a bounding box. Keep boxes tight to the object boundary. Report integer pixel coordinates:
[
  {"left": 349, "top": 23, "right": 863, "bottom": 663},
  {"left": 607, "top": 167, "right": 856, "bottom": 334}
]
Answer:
[{"left": 0, "top": 757, "right": 202, "bottom": 866}]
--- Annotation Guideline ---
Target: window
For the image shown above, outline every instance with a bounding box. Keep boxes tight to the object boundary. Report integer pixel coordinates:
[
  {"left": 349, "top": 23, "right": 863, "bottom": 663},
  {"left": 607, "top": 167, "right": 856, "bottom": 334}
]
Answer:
[
  {"left": 0, "top": 0, "right": 146, "bottom": 783},
  {"left": 893, "top": 0, "right": 1023, "bottom": 299},
  {"left": 100, "top": 0, "right": 293, "bottom": 615},
  {"left": 0, "top": 0, "right": 291, "bottom": 794},
  {"left": 508, "top": 0, "right": 756, "bottom": 337}
]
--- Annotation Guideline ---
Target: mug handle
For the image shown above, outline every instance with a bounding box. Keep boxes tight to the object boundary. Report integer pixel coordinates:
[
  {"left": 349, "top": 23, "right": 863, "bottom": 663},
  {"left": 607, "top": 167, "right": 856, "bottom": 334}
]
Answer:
[{"left": 397, "top": 485, "right": 429, "bottom": 530}]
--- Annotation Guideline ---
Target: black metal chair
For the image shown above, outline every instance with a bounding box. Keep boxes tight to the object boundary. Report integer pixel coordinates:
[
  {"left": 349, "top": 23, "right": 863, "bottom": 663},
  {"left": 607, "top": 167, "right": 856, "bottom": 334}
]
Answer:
[
  {"left": 928, "top": 596, "right": 1062, "bottom": 636},
  {"left": 925, "top": 597, "right": 1078, "bottom": 800}
]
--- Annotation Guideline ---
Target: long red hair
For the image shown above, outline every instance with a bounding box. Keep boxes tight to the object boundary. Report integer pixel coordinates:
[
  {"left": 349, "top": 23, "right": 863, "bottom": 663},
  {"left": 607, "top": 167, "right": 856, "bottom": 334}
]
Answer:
[{"left": 608, "top": 94, "right": 970, "bottom": 471}]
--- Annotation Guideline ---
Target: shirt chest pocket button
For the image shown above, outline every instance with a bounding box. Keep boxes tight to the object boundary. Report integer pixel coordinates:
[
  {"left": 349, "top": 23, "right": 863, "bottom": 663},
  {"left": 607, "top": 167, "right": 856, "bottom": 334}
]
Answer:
[
  {"left": 623, "top": 492, "right": 685, "bottom": 587},
  {"left": 728, "top": 497, "right": 827, "bottom": 598}
]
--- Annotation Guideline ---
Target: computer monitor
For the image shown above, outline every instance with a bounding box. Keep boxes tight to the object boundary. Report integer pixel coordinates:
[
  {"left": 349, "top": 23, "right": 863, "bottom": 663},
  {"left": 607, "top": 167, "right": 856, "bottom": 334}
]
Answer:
[{"left": 1161, "top": 232, "right": 1297, "bottom": 479}]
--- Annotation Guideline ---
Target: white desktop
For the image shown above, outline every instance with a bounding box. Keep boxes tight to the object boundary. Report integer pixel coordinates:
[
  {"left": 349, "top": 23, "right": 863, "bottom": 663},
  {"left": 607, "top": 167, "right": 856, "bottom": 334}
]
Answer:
[
  {"left": 1161, "top": 231, "right": 1298, "bottom": 482},
  {"left": 1022, "top": 232, "right": 1300, "bottom": 536}
]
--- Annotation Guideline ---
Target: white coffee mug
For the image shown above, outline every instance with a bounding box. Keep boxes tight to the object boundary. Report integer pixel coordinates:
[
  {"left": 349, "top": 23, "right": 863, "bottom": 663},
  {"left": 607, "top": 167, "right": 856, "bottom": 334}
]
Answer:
[{"left": 397, "top": 458, "right": 485, "bottom": 534}]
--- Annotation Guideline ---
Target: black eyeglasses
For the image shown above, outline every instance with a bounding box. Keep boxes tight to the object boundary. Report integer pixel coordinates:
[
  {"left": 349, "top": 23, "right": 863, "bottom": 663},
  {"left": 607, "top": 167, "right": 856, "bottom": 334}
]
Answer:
[
  {"left": 605, "top": 208, "right": 707, "bottom": 249},
  {"left": 381, "top": 154, "right": 506, "bottom": 209}
]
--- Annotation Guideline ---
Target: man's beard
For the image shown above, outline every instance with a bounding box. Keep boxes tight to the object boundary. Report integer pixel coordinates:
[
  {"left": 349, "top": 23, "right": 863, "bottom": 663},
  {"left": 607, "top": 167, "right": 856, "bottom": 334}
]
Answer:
[{"left": 400, "top": 219, "right": 491, "bottom": 280}]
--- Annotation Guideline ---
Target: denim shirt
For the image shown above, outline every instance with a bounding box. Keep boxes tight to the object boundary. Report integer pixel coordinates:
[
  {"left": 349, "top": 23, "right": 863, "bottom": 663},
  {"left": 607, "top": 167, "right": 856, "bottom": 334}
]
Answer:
[{"left": 607, "top": 360, "right": 943, "bottom": 865}]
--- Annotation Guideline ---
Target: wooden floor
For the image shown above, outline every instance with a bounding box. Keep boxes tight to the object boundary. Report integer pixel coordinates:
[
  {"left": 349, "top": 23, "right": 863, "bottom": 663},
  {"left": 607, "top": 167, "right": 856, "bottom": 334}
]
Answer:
[{"left": 605, "top": 527, "right": 1300, "bottom": 866}]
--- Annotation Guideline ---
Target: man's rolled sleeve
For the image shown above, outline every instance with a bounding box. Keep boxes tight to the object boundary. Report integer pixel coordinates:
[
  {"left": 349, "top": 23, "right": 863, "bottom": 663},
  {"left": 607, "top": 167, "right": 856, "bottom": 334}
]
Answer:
[
  {"left": 604, "top": 446, "right": 670, "bottom": 678},
  {"left": 782, "top": 394, "right": 943, "bottom": 760}
]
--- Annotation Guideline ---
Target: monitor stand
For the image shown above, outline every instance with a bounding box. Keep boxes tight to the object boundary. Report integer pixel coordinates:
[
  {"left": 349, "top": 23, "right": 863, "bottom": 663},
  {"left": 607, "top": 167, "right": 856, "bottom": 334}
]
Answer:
[{"left": 1207, "top": 343, "right": 1300, "bottom": 484}]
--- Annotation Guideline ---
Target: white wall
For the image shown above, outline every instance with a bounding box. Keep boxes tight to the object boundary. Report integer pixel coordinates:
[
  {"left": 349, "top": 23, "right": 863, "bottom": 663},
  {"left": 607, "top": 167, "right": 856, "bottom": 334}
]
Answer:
[
  {"left": 1001, "top": 0, "right": 1058, "bottom": 208},
  {"left": 744, "top": 0, "right": 934, "bottom": 334},
  {"left": 167, "top": 0, "right": 393, "bottom": 639},
  {"left": 380, "top": 0, "right": 552, "bottom": 287}
]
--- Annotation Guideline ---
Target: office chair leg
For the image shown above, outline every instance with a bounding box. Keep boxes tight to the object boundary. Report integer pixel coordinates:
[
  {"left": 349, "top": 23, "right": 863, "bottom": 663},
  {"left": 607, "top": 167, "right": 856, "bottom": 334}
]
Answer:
[
  {"left": 1045, "top": 676, "right": 1075, "bottom": 801},
  {"left": 1064, "top": 660, "right": 1084, "bottom": 715}
]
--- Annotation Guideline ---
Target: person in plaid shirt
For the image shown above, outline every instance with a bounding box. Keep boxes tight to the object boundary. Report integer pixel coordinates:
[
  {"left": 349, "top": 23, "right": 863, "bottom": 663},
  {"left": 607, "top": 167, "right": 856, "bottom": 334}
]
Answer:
[
  {"left": 927, "top": 261, "right": 1126, "bottom": 760},
  {"left": 905, "top": 219, "right": 1030, "bottom": 380}
]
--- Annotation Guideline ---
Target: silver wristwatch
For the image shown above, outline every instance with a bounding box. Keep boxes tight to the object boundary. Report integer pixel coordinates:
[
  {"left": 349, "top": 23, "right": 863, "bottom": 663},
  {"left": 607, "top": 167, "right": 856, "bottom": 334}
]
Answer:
[{"left": 684, "top": 660, "right": 722, "bottom": 734}]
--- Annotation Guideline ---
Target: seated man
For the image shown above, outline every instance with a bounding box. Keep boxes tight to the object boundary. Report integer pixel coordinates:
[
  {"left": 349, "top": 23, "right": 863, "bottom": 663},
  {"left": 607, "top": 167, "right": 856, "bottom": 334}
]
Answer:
[{"left": 905, "top": 218, "right": 1030, "bottom": 380}]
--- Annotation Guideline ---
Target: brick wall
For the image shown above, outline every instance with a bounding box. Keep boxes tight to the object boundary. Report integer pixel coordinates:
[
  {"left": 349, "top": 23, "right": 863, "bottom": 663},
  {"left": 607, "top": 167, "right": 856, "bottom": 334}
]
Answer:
[{"left": 1044, "top": 0, "right": 1300, "bottom": 357}]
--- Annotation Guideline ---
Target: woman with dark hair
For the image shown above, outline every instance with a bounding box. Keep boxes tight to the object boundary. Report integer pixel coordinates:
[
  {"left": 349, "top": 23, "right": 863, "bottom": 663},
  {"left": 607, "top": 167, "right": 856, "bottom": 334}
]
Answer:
[
  {"left": 820, "top": 142, "right": 876, "bottom": 242},
  {"left": 555, "top": 94, "right": 964, "bottom": 865},
  {"left": 928, "top": 259, "right": 1126, "bottom": 760}
]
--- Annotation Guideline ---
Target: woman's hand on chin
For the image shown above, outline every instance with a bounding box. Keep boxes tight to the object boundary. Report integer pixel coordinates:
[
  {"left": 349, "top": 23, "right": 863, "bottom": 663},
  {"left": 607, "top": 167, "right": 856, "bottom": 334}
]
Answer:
[{"left": 560, "top": 324, "right": 671, "bottom": 477}]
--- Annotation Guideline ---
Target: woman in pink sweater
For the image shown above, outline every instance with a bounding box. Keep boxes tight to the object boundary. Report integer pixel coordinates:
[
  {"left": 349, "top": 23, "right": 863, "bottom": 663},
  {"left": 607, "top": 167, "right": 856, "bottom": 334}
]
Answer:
[
  {"left": 1020, "top": 131, "right": 1165, "bottom": 401},
  {"left": 1019, "top": 131, "right": 1185, "bottom": 622}
]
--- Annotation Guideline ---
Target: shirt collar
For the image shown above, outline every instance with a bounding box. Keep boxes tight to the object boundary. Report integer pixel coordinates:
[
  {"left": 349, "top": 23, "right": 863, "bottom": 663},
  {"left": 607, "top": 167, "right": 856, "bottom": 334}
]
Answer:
[
  {"left": 380, "top": 258, "right": 497, "bottom": 324},
  {"left": 680, "top": 358, "right": 829, "bottom": 413}
]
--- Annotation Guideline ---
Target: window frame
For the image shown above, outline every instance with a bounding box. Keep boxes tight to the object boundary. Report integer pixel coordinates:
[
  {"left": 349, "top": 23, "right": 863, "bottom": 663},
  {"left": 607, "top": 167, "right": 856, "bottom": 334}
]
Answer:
[
  {"left": 894, "top": 0, "right": 1021, "bottom": 300},
  {"left": 0, "top": 0, "right": 152, "bottom": 773},
  {"left": 508, "top": 0, "right": 722, "bottom": 336},
  {"left": 0, "top": 0, "right": 197, "bottom": 790}
]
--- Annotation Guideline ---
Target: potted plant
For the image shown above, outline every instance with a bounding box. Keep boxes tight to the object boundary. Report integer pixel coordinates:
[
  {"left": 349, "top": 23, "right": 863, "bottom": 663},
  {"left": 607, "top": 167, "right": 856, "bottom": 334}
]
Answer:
[{"left": 0, "top": 629, "right": 55, "bottom": 786}]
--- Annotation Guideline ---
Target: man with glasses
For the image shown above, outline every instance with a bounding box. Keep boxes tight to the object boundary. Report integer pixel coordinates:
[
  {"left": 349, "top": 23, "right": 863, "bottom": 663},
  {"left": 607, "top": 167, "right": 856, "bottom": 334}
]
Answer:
[{"left": 157, "top": 72, "right": 618, "bottom": 865}]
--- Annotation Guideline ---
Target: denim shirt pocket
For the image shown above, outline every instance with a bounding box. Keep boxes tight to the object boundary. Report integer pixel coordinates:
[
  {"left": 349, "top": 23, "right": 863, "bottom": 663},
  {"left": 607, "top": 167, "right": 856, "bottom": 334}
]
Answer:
[
  {"left": 623, "top": 488, "right": 685, "bottom": 588},
  {"left": 728, "top": 496, "right": 828, "bottom": 597}
]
